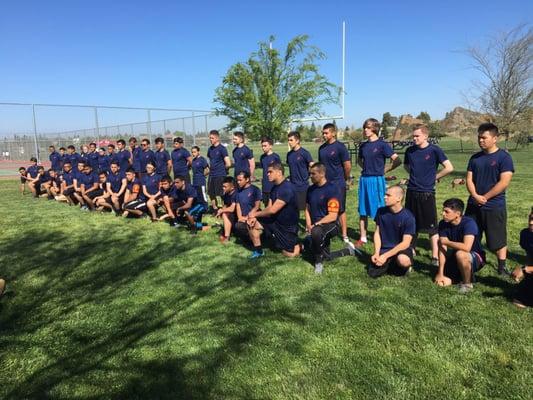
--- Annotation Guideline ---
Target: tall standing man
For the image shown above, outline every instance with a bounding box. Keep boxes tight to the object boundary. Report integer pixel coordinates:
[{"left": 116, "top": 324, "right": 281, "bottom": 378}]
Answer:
[
  {"left": 207, "top": 130, "right": 231, "bottom": 213},
  {"left": 232, "top": 131, "right": 255, "bottom": 178},
  {"left": 171, "top": 137, "right": 192, "bottom": 182},
  {"left": 154, "top": 137, "right": 172, "bottom": 177},
  {"left": 465, "top": 123, "right": 514, "bottom": 275},
  {"left": 318, "top": 123, "right": 353, "bottom": 250},
  {"left": 49, "top": 145, "right": 62, "bottom": 173},
  {"left": 404, "top": 123, "right": 454, "bottom": 266},
  {"left": 259, "top": 136, "right": 281, "bottom": 207},
  {"left": 287, "top": 131, "right": 314, "bottom": 212}
]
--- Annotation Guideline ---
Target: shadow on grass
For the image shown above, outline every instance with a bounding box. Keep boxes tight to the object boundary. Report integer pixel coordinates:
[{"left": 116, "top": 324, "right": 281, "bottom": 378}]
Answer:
[{"left": 0, "top": 225, "right": 327, "bottom": 399}]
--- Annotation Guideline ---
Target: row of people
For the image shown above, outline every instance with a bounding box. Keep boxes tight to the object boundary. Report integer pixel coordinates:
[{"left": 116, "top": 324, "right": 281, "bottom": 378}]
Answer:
[{"left": 20, "top": 122, "right": 518, "bottom": 284}]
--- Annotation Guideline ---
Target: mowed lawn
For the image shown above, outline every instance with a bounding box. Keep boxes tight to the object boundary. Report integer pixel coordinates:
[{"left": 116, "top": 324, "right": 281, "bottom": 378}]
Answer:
[{"left": 0, "top": 140, "right": 532, "bottom": 399}]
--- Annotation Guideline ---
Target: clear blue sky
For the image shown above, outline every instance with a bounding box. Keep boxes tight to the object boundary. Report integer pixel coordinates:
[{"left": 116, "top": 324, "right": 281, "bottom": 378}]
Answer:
[{"left": 1, "top": 0, "right": 531, "bottom": 133}]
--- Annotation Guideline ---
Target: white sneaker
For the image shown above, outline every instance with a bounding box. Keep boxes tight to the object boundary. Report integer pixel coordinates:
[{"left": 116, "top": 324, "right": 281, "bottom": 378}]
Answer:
[
  {"left": 314, "top": 263, "right": 323, "bottom": 274},
  {"left": 343, "top": 236, "right": 356, "bottom": 251},
  {"left": 457, "top": 283, "right": 473, "bottom": 294}
]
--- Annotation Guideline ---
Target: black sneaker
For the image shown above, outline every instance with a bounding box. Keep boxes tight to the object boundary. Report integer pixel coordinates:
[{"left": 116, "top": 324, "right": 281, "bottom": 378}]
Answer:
[{"left": 367, "top": 263, "right": 389, "bottom": 279}]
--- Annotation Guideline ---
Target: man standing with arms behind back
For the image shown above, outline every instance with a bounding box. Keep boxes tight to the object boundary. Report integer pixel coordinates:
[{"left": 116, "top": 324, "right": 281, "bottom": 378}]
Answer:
[
  {"left": 404, "top": 123, "right": 454, "bottom": 266},
  {"left": 207, "top": 130, "right": 231, "bottom": 213},
  {"left": 318, "top": 123, "right": 353, "bottom": 251},
  {"left": 465, "top": 123, "right": 514, "bottom": 275}
]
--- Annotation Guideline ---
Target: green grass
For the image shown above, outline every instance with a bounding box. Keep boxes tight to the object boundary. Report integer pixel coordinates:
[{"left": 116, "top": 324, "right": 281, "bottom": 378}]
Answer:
[{"left": 0, "top": 142, "right": 532, "bottom": 399}]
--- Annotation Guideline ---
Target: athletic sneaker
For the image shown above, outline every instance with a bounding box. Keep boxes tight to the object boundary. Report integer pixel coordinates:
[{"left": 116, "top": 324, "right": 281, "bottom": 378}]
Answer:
[
  {"left": 250, "top": 250, "right": 264, "bottom": 259},
  {"left": 431, "top": 257, "right": 439, "bottom": 267},
  {"left": 457, "top": 283, "right": 474, "bottom": 294},
  {"left": 343, "top": 237, "right": 356, "bottom": 251},
  {"left": 314, "top": 262, "right": 323, "bottom": 275}
]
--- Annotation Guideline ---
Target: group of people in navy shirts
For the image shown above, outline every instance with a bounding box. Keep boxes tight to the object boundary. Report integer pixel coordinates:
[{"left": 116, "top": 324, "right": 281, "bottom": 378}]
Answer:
[{"left": 14, "top": 121, "right": 531, "bottom": 307}]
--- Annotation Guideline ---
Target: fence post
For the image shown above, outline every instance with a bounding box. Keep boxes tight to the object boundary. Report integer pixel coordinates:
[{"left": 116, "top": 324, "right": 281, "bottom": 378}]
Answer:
[
  {"left": 147, "top": 109, "right": 152, "bottom": 143},
  {"left": 31, "top": 104, "right": 40, "bottom": 161},
  {"left": 94, "top": 107, "right": 100, "bottom": 145},
  {"left": 192, "top": 111, "right": 196, "bottom": 146},
  {"left": 204, "top": 115, "right": 208, "bottom": 143}
]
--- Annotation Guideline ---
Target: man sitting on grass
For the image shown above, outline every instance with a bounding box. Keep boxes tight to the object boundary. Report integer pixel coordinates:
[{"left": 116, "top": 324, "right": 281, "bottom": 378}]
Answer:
[
  {"left": 216, "top": 176, "right": 238, "bottom": 243},
  {"left": 96, "top": 162, "right": 127, "bottom": 213},
  {"left": 164, "top": 175, "right": 208, "bottom": 233},
  {"left": 234, "top": 171, "right": 262, "bottom": 242},
  {"left": 368, "top": 185, "right": 416, "bottom": 278},
  {"left": 305, "top": 162, "right": 359, "bottom": 275},
  {"left": 122, "top": 168, "right": 142, "bottom": 217},
  {"left": 60, "top": 162, "right": 77, "bottom": 204},
  {"left": 510, "top": 212, "right": 533, "bottom": 308},
  {"left": 149, "top": 175, "right": 176, "bottom": 221},
  {"left": 246, "top": 162, "right": 300, "bottom": 259},
  {"left": 26, "top": 157, "right": 40, "bottom": 197},
  {"left": 73, "top": 163, "right": 100, "bottom": 210},
  {"left": 434, "top": 198, "right": 486, "bottom": 294},
  {"left": 123, "top": 162, "right": 161, "bottom": 218},
  {"left": 18, "top": 167, "right": 28, "bottom": 195}
]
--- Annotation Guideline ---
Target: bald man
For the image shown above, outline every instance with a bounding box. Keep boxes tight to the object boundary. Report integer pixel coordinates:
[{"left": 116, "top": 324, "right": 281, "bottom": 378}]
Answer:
[{"left": 368, "top": 185, "right": 416, "bottom": 278}]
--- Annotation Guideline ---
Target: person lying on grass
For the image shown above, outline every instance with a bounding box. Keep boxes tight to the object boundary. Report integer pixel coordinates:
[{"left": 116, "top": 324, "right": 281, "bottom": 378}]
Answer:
[
  {"left": 246, "top": 162, "right": 301, "bottom": 259},
  {"left": 367, "top": 185, "right": 416, "bottom": 278},
  {"left": 435, "top": 198, "right": 486, "bottom": 294}
]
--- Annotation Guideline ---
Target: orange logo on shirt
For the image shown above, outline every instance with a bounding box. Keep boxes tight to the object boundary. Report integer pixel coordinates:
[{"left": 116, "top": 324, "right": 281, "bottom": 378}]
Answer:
[
  {"left": 132, "top": 184, "right": 140, "bottom": 193},
  {"left": 327, "top": 198, "right": 340, "bottom": 213}
]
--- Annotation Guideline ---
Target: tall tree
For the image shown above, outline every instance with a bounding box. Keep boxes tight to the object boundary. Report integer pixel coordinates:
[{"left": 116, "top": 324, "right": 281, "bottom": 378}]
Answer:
[
  {"left": 416, "top": 111, "right": 431, "bottom": 123},
  {"left": 466, "top": 25, "right": 532, "bottom": 140},
  {"left": 214, "top": 35, "right": 340, "bottom": 140}
]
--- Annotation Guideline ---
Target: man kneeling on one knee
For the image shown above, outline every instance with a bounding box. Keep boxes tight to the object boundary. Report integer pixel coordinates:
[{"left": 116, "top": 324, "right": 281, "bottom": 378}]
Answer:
[
  {"left": 435, "top": 198, "right": 486, "bottom": 293},
  {"left": 368, "top": 185, "right": 416, "bottom": 278}
]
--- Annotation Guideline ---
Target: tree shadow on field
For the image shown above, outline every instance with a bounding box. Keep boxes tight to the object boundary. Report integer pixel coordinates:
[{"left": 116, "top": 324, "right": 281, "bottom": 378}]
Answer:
[{"left": 0, "top": 224, "right": 327, "bottom": 399}]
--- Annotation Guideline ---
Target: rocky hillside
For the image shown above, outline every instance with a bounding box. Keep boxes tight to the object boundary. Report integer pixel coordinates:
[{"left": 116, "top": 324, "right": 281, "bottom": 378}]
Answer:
[{"left": 440, "top": 107, "right": 491, "bottom": 136}]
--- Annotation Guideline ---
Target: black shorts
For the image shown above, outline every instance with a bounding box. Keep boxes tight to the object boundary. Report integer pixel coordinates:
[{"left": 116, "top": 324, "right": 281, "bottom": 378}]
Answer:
[
  {"left": 20, "top": 177, "right": 26, "bottom": 184},
  {"left": 208, "top": 176, "right": 224, "bottom": 198},
  {"left": 405, "top": 190, "right": 437, "bottom": 234},
  {"left": 107, "top": 193, "right": 124, "bottom": 206},
  {"left": 124, "top": 199, "right": 148, "bottom": 213},
  {"left": 465, "top": 204, "right": 507, "bottom": 251},
  {"left": 443, "top": 250, "right": 485, "bottom": 283},
  {"left": 194, "top": 185, "right": 208, "bottom": 204},
  {"left": 514, "top": 274, "right": 533, "bottom": 307},
  {"left": 258, "top": 217, "right": 299, "bottom": 252},
  {"left": 295, "top": 190, "right": 307, "bottom": 212},
  {"left": 86, "top": 189, "right": 104, "bottom": 200},
  {"left": 63, "top": 187, "right": 75, "bottom": 197},
  {"left": 224, "top": 212, "right": 236, "bottom": 226},
  {"left": 234, "top": 221, "right": 249, "bottom": 238}
]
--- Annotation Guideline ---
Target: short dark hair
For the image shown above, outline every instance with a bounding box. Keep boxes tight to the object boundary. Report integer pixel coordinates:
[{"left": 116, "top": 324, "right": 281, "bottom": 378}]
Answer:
[
  {"left": 63, "top": 162, "right": 72, "bottom": 166},
  {"left": 363, "top": 118, "right": 381, "bottom": 135},
  {"left": 233, "top": 131, "right": 244, "bottom": 140},
  {"left": 478, "top": 122, "right": 499, "bottom": 136},
  {"left": 67, "top": 145, "right": 75, "bottom": 150},
  {"left": 19, "top": 167, "right": 26, "bottom": 171},
  {"left": 59, "top": 147, "right": 66, "bottom": 151},
  {"left": 129, "top": 137, "right": 137, "bottom": 143},
  {"left": 107, "top": 144, "right": 115, "bottom": 149},
  {"left": 260, "top": 136, "right": 273, "bottom": 145},
  {"left": 174, "top": 175, "right": 187, "bottom": 182},
  {"left": 236, "top": 171, "right": 251, "bottom": 180},
  {"left": 288, "top": 131, "right": 301, "bottom": 141},
  {"left": 191, "top": 145, "right": 200, "bottom": 152},
  {"left": 89, "top": 142, "right": 97, "bottom": 147},
  {"left": 209, "top": 130, "right": 219, "bottom": 137},
  {"left": 155, "top": 137, "right": 164, "bottom": 144},
  {"left": 268, "top": 162, "right": 284, "bottom": 175},
  {"left": 117, "top": 139, "right": 126, "bottom": 146},
  {"left": 322, "top": 123, "right": 336, "bottom": 132},
  {"left": 99, "top": 147, "right": 106, "bottom": 152},
  {"left": 141, "top": 139, "right": 150, "bottom": 145},
  {"left": 125, "top": 167, "right": 135, "bottom": 174},
  {"left": 160, "top": 175, "right": 173, "bottom": 183},
  {"left": 49, "top": 145, "right": 55, "bottom": 149},
  {"left": 223, "top": 176, "right": 235, "bottom": 185},
  {"left": 110, "top": 161, "right": 119, "bottom": 166},
  {"left": 310, "top": 162, "right": 326, "bottom": 174},
  {"left": 173, "top": 137, "right": 184, "bottom": 143},
  {"left": 443, "top": 198, "right": 464, "bottom": 214},
  {"left": 37, "top": 166, "right": 44, "bottom": 171},
  {"left": 146, "top": 161, "right": 155, "bottom": 168},
  {"left": 99, "top": 171, "right": 107, "bottom": 177},
  {"left": 30, "top": 157, "right": 37, "bottom": 162}
]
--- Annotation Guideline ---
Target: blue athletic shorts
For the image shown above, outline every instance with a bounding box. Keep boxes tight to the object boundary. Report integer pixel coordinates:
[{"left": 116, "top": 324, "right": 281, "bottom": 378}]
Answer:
[{"left": 358, "top": 175, "right": 386, "bottom": 218}]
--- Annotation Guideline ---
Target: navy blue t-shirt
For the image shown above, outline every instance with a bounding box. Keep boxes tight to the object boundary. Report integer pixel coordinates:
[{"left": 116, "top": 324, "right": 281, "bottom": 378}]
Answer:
[
  {"left": 140, "top": 149, "right": 156, "bottom": 173},
  {"left": 65, "top": 152, "right": 82, "bottom": 169},
  {"left": 404, "top": 144, "right": 448, "bottom": 192},
  {"left": 467, "top": 149, "right": 514, "bottom": 210},
  {"left": 233, "top": 145, "right": 254, "bottom": 176},
  {"left": 269, "top": 180, "right": 299, "bottom": 234},
  {"left": 438, "top": 216, "right": 484, "bottom": 259},
  {"left": 38, "top": 171, "right": 52, "bottom": 184},
  {"left": 375, "top": 207, "right": 416, "bottom": 253},
  {"left": 126, "top": 178, "right": 141, "bottom": 196},
  {"left": 207, "top": 144, "right": 229, "bottom": 177},
  {"left": 318, "top": 141, "right": 350, "bottom": 184},
  {"left": 27, "top": 165, "right": 40, "bottom": 179},
  {"left": 236, "top": 185, "right": 262, "bottom": 216},
  {"left": 159, "top": 184, "right": 177, "bottom": 199},
  {"left": 79, "top": 152, "right": 89, "bottom": 165},
  {"left": 520, "top": 228, "right": 533, "bottom": 261},
  {"left": 131, "top": 146, "right": 142, "bottom": 172},
  {"left": 175, "top": 183, "right": 207, "bottom": 207},
  {"left": 260, "top": 152, "right": 281, "bottom": 193},
  {"left": 107, "top": 152, "right": 118, "bottom": 167},
  {"left": 97, "top": 154, "right": 110, "bottom": 173},
  {"left": 154, "top": 149, "right": 170, "bottom": 175},
  {"left": 87, "top": 151, "right": 99, "bottom": 171},
  {"left": 49, "top": 151, "right": 62, "bottom": 171},
  {"left": 287, "top": 147, "right": 313, "bottom": 192},
  {"left": 306, "top": 182, "right": 341, "bottom": 224},
  {"left": 358, "top": 139, "right": 394, "bottom": 176},
  {"left": 115, "top": 149, "right": 131, "bottom": 172},
  {"left": 62, "top": 170, "right": 76, "bottom": 186},
  {"left": 172, "top": 148, "right": 191, "bottom": 177},
  {"left": 79, "top": 171, "right": 99, "bottom": 189},
  {"left": 140, "top": 173, "right": 161, "bottom": 201},
  {"left": 192, "top": 156, "right": 208, "bottom": 186},
  {"left": 107, "top": 171, "right": 126, "bottom": 193},
  {"left": 222, "top": 189, "right": 237, "bottom": 207}
]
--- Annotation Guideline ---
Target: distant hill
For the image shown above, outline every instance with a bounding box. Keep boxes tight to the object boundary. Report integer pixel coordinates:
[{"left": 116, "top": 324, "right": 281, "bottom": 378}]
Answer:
[{"left": 440, "top": 107, "right": 491, "bottom": 136}]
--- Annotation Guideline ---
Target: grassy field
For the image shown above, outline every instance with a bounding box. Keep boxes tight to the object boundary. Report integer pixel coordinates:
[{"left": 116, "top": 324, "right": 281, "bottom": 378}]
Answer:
[{"left": 0, "top": 140, "right": 532, "bottom": 399}]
